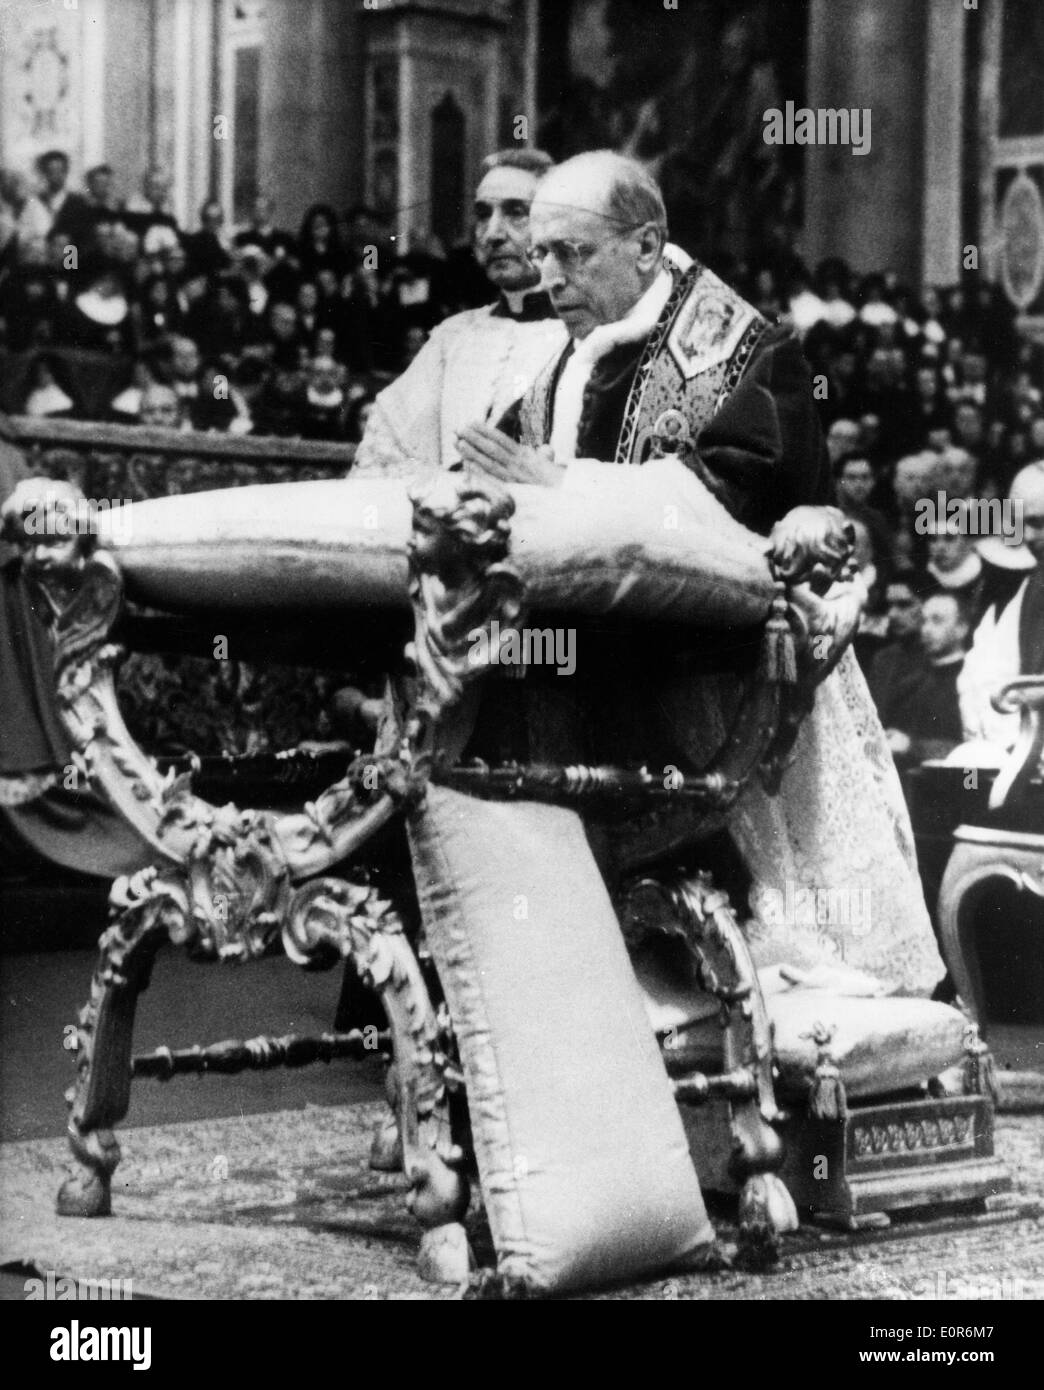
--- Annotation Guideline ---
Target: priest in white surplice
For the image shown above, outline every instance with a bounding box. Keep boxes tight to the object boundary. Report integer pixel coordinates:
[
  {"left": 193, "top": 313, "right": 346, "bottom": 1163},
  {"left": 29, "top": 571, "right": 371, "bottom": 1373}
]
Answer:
[{"left": 352, "top": 149, "right": 567, "bottom": 480}]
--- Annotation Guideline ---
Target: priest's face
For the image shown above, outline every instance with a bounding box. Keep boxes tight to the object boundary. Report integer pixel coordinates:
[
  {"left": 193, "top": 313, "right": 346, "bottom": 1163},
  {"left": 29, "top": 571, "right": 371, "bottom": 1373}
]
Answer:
[
  {"left": 528, "top": 177, "right": 660, "bottom": 340},
  {"left": 473, "top": 165, "right": 542, "bottom": 294}
]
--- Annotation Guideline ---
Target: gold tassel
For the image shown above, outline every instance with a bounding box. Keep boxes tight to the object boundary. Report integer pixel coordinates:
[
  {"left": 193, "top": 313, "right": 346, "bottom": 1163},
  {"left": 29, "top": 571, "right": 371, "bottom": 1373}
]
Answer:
[
  {"left": 809, "top": 1057, "right": 847, "bottom": 1120},
  {"left": 963, "top": 1030, "right": 999, "bottom": 1103},
  {"left": 758, "top": 591, "right": 797, "bottom": 685}
]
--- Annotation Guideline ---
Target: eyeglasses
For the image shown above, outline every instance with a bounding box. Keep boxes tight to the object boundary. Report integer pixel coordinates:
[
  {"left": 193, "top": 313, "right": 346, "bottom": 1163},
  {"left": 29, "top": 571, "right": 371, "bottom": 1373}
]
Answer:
[
  {"left": 526, "top": 239, "right": 604, "bottom": 274},
  {"left": 526, "top": 224, "right": 644, "bottom": 276}
]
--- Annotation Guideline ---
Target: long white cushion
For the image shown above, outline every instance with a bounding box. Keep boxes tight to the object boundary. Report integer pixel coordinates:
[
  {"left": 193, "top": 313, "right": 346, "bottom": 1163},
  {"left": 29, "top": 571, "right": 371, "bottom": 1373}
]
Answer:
[
  {"left": 407, "top": 785, "right": 715, "bottom": 1293},
  {"left": 98, "top": 469, "right": 774, "bottom": 628}
]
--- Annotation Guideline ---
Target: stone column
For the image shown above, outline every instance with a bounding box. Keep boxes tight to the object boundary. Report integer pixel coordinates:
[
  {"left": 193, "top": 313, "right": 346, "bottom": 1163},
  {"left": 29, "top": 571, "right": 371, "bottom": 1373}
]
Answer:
[
  {"left": 258, "top": 0, "right": 363, "bottom": 230},
  {"left": 803, "top": 0, "right": 928, "bottom": 284},
  {"left": 922, "top": 0, "right": 966, "bottom": 288}
]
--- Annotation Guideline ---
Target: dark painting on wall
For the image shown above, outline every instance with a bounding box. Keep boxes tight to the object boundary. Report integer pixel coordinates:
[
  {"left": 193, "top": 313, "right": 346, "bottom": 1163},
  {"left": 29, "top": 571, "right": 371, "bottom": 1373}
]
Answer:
[{"left": 536, "top": 0, "right": 810, "bottom": 273}]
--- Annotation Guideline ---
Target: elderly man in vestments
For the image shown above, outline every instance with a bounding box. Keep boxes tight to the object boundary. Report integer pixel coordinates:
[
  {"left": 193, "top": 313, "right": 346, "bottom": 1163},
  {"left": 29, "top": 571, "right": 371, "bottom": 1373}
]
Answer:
[
  {"left": 382, "top": 151, "right": 948, "bottom": 1290},
  {"left": 455, "top": 151, "right": 945, "bottom": 997},
  {"left": 352, "top": 148, "right": 567, "bottom": 478}
]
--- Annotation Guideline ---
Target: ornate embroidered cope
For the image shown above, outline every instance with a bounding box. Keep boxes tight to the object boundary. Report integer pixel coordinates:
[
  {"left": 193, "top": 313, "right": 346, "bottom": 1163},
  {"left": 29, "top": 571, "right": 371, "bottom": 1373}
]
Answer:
[{"left": 519, "top": 260, "right": 772, "bottom": 466}]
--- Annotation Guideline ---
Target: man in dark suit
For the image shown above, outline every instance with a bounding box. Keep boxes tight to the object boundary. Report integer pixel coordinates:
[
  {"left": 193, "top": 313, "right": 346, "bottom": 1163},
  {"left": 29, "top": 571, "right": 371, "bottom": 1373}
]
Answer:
[
  {"left": 881, "top": 589, "right": 970, "bottom": 766},
  {"left": 21, "top": 151, "right": 93, "bottom": 254}
]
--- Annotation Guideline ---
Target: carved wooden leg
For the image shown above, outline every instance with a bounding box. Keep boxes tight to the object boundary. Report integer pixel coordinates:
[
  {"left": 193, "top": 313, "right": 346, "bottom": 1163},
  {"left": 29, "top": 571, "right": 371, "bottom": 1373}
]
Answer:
[
  {"left": 285, "top": 877, "right": 473, "bottom": 1284},
  {"left": 620, "top": 871, "right": 798, "bottom": 1266},
  {"left": 58, "top": 869, "right": 186, "bottom": 1217},
  {"left": 369, "top": 1062, "right": 404, "bottom": 1172}
]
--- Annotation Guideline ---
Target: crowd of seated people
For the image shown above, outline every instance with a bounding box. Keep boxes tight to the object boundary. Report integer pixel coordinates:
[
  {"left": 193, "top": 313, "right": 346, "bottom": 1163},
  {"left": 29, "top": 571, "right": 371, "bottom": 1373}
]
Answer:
[{"left": 0, "top": 151, "right": 488, "bottom": 442}]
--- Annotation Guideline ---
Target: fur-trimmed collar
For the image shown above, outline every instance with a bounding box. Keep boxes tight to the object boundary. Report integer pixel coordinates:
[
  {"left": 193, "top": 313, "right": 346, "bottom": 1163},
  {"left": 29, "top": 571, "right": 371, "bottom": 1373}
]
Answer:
[{"left": 549, "top": 244, "right": 692, "bottom": 460}]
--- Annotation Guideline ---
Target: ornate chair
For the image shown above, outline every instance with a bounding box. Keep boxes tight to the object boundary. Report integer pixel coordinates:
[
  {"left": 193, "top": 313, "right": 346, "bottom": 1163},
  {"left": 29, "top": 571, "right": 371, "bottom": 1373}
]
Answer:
[{"left": 1, "top": 470, "right": 1012, "bottom": 1292}]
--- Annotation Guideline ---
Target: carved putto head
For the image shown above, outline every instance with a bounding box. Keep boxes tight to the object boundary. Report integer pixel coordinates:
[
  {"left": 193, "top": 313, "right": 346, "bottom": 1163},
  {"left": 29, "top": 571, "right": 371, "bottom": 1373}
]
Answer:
[
  {"left": 1, "top": 477, "right": 96, "bottom": 581},
  {"left": 407, "top": 474, "right": 515, "bottom": 583}
]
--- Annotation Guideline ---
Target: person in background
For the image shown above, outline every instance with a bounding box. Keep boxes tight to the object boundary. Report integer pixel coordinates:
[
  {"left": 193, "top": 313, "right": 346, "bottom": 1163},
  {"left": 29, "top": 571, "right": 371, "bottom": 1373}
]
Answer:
[
  {"left": 858, "top": 272, "right": 899, "bottom": 329},
  {"left": 21, "top": 150, "right": 93, "bottom": 255},
  {"left": 815, "top": 259, "right": 856, "bottom": 328},
  {"left": 834, "top": 452, "right": 893, "bottom": 577},
  {"left": 949, "top": 349, "right": 990, "bottom": 411},
  {"left": 109, "top": 359, "right": 156, "bottom": 422},
  {"left": 0, "top": 252, "right": 59, "bottom": 350},
  {"left": 236, "top": 244, "right": 271, "bottom": 330},
  {"left": 298, "top": 354, "right": 348, "bottom": 441},
  {"left": 252, "top": 365, "right": 308, "bottom": 438},
  {"left": 133, "top": 273, "right": 184, "bottom": 348},
  {"left": 882, "top": 589, "right": 971, "bottom": 767},
  {"left": 23, "top": 354, "right": 75, "bottom": 418},
  {"left": 183, "top": 199, "right": 232, "bottom": 280},
  {"left": 84, "top": 163, "right": 121, "bottom": 216},
  {"left": 313, "top": 325, "right": 339, "bottom": 362},
  {"left": 263, "top": 299, "right": 305, "bottom": 370},
  {"left": 925, "top": 511, "right": 985, "bottom": 621},
  {"left": 189, "top": 362, "right": 253, "bottom": 434},
  {"left": 154, "top": 334, "right": 204, "bottom": 413},
  {"left": 904, "top": 363, "right": 950, "bottom": 451},
  {"left": 866, "top": 568, "right": 931, "bottom": 714},
  {"left": 83, "top": 164, "right": 128, "bottom": 246},
  {"left": 184, "top": 273, "right": 248, "bottom": 363},
  {"left": 55, "top": 263, "right": 133, "bottom": 353},
  {"left": 295, "top": 280, "right": 322, "bottom": 353},
  {"left": 234, "top": 192, "right": 295, "bottom": 263},
  {"left": 333, "top": 266, "right": 393, "bottom": 374},
  {"left": 825, "top": 417, "right": 861, "bottom": 468},
  {"left": 138, "top": 381, "right": 184, "bottom": 429},
  {"left": 123, "top": 168, "right": 180, "bottom": 254},
  {"left": 296, "top": 203, "right": 347, "bottom": 282},
  {"left": 849, "top": 515, "right": 889, "bottom": 669}
]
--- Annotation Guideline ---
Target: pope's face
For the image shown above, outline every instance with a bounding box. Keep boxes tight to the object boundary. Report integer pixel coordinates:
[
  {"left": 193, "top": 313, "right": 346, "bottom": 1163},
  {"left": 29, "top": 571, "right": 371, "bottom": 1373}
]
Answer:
[
  {"left": 473, "top": 165, "right": 541, "bottom": 293},
  {"left": 528, "top": 193, "right": 653, "bottom": 340}
]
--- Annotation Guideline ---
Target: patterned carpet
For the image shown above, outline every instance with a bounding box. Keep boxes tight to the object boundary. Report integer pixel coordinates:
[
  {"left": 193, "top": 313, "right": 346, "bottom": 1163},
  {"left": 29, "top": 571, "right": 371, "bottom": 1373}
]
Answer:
[{"left": 2, "top": 1102, "right": 1044, "bottom": 1300}]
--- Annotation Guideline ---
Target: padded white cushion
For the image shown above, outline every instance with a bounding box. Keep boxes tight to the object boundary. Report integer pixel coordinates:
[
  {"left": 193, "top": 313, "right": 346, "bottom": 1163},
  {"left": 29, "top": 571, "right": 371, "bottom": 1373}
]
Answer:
[
  {"left": 101, "top": 472, "right": 774, "bottom": 628},
  {"left": 646, "top": 954, "right": 969, "bottom": 1100},
  {"left": 764, "top": 992, "right": 968, "bottom": 1098},
  {"left": 407, "top": 785, "right": 714, "bottom": 1293}
]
